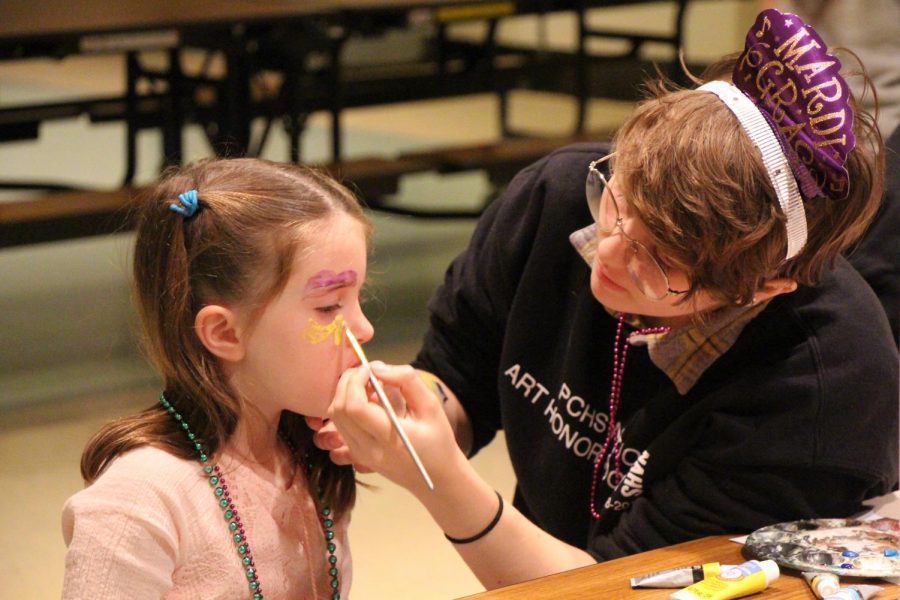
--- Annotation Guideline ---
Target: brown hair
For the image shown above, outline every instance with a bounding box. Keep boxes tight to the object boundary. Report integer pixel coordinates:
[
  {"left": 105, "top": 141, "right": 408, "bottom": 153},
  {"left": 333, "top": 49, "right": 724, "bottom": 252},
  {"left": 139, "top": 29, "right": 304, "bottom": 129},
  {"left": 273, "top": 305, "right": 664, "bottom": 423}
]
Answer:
[
  {"left": 81, "top": 158, "right": 371, "bottom": 515},
  {"left": 610, "top": 55, "right": 884, "bottom": 305}
]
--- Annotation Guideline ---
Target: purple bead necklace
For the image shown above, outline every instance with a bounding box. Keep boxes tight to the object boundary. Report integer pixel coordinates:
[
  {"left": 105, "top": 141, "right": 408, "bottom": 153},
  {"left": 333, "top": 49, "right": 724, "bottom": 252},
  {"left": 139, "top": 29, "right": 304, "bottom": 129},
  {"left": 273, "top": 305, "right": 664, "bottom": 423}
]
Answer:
[
  {"left": 159, "top": 393, "right": 341, "bottom": 600},
  {"left": 589, "top": 314, "right": 669, "bottom": 519}
]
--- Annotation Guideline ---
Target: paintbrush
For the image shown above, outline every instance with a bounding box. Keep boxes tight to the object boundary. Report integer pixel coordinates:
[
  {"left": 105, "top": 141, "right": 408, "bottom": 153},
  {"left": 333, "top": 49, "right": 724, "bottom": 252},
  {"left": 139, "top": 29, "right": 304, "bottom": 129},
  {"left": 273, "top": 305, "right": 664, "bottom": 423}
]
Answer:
[{"left": 342, "top": 324, "right": 435, "bottom": 491}]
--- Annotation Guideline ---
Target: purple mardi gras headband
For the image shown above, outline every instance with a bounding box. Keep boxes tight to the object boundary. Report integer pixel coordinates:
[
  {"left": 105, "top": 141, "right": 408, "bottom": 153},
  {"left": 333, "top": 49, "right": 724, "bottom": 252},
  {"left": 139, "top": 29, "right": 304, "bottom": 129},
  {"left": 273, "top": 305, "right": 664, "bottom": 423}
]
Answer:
[
  {"left": 733, "top": 9, "right": 856, "bottom": 202},
  {"left": 698, "top": 9, "right": 857, "bottom": 261}
]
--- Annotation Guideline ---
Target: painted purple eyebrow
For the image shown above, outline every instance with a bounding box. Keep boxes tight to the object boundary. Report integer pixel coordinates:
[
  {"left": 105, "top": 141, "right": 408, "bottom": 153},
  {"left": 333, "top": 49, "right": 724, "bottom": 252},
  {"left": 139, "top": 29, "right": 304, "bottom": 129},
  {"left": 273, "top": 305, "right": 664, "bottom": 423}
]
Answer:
[{"left": 306, "top": 269, "right": 358, "bottom": 291}]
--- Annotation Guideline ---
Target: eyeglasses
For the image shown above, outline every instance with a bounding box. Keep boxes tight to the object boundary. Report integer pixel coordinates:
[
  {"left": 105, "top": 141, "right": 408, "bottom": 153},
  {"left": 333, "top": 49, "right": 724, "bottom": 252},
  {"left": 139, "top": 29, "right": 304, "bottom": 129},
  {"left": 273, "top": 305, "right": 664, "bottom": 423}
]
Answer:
[{"left": 586, "top": 154, "right": 689, "bottom": 301}]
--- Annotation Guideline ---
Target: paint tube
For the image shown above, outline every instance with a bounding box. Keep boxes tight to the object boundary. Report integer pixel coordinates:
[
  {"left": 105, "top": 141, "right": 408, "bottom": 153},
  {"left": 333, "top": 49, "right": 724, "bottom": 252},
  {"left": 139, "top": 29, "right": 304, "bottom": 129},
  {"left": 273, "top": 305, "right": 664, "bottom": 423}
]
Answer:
[
  {"left": 822, "top": 584, "right": 884, "bottom": 600},
  {"left": 670, "top": 559, "right": 779, "bottom": 600},
  {"left": 630, "top": 563, "right": 735, "bottom": 588},
  {"left": 803, "top": 571, "right": 841, "bottom": 598}
]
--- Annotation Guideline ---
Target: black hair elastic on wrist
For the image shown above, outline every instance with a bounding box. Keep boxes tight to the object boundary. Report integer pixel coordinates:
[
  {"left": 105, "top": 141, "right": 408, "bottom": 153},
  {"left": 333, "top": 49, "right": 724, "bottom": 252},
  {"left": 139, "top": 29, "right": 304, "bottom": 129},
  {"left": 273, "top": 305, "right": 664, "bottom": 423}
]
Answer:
[{"left": 444, "top": 490, "right": 504, "bottom": 544}]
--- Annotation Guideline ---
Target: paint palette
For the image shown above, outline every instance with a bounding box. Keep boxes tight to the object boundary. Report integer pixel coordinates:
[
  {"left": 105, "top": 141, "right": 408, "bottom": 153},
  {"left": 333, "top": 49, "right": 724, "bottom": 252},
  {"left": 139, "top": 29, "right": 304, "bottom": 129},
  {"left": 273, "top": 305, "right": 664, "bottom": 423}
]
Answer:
[{"left": 745, "top": 518, "right": 900, "bottom": 577}]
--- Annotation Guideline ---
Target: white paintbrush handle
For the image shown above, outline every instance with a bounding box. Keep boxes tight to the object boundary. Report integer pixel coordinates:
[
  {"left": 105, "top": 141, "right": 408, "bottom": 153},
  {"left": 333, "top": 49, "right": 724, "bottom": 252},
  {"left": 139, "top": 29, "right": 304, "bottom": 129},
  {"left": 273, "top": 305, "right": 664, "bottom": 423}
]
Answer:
[{"left": 343, "top": 324, "right": 435, "bottom": 491}]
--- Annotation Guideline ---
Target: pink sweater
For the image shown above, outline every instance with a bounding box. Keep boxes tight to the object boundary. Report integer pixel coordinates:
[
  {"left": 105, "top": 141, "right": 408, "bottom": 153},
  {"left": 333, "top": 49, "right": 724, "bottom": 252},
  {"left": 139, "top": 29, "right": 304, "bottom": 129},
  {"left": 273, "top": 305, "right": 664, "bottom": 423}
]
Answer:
[{"left": 61, "top": 446, "right": 352, "bottom": 599}]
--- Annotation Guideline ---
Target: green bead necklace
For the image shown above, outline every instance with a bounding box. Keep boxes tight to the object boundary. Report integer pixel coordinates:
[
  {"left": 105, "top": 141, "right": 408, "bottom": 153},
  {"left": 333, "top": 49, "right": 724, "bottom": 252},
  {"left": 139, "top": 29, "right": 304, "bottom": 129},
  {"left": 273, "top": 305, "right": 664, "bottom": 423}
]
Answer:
[{"left": 159, "top": 393, "right": 341, "bottom": 600}]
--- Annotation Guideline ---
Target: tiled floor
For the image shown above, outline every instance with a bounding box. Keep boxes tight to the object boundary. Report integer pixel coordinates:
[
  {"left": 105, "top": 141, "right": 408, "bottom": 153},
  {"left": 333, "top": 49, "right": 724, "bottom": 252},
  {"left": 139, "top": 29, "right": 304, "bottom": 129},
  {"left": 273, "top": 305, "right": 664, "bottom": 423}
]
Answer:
[{"left": 0, "top": 50, "right": 636, "bottom": 598}]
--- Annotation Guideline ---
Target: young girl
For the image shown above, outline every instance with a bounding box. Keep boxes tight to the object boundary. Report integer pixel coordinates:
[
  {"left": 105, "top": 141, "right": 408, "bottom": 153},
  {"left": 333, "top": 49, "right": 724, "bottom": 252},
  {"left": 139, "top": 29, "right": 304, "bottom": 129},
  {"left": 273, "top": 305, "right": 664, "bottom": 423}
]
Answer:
[
  {"left": 62, "top": 158, "right": 373, "bottom": 599},
  {"left": 324, "top": 7, "right": 898, "bottom": 590}
]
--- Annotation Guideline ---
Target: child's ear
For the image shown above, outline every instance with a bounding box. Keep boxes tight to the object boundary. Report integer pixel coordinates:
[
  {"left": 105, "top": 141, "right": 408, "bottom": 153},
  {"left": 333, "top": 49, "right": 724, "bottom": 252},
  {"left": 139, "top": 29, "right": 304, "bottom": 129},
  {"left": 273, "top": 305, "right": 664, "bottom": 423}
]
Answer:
[{"left": 194, "top": 304, "right": 245, "bottom": 362}]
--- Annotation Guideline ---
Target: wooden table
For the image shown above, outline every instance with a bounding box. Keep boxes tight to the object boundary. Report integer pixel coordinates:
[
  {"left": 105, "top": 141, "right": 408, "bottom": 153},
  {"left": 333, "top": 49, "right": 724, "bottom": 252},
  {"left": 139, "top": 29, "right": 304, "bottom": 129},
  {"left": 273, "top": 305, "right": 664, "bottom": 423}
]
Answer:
[{"left": 462, "top": 535, "right": 900, "bottom": 599}]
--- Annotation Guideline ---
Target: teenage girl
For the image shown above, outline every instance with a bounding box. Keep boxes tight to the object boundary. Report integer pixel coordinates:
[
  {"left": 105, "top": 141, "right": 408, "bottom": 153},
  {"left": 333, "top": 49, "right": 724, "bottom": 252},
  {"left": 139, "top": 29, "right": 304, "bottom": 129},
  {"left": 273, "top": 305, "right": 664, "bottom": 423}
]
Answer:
[{"left": 324, "top": 7, "right": 898, "bottom": 590}]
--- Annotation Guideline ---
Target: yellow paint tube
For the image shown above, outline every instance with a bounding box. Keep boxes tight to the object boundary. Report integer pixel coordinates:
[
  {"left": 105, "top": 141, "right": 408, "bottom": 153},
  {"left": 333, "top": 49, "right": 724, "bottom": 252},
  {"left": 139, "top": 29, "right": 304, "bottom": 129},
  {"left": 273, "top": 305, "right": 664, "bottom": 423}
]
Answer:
[
  {"left": 803, "top": 571, "right": 841, "bottom": 598},
  {"left": 670, "top": 559, "right": 779, "bottom": 600}
]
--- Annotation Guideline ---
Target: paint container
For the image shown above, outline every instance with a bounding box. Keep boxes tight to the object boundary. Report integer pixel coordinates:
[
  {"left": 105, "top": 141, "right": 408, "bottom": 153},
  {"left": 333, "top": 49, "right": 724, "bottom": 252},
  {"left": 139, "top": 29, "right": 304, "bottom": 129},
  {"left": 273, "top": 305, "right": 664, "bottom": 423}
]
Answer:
[
  {"left": 822, "top": 584, "right": 884, "bottom": 600},
  {"left": 631, "top": 563, "right": 735, "bottom": 588},
  {"left": 803, "top": 571, "right": 841, "bottom": 598},
  {"left": 670, "top": 559, "right": 779, "bottom": 600}
]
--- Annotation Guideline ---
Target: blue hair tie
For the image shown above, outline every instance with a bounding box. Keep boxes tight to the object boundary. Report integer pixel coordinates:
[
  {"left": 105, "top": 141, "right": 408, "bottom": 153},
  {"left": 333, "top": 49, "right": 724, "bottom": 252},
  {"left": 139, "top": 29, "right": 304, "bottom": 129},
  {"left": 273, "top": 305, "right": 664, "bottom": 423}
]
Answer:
[{"left": 169, "top": 189, "right": 200, "bottom": 218}]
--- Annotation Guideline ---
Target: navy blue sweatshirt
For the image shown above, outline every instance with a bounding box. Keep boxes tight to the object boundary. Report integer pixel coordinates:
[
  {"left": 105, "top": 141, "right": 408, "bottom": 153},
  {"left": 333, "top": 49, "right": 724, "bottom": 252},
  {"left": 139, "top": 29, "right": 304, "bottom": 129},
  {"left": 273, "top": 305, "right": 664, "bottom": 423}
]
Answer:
[{"left": 414, "top": 142, "right": 899, "bottom": 560}]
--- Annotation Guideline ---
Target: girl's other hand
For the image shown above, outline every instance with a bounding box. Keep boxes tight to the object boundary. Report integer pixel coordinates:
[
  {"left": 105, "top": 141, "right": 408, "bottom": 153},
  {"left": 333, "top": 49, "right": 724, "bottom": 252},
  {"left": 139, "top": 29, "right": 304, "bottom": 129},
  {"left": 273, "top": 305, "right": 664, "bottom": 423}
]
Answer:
[
  {"left": 329, "top": 362, "right": 464, "bottom": 495},
  {"left": 305, "top": 361, "right": 408, "bottom": 470},
  {"left": 303, "top": 416, "right": 374, "bottom": 473}
]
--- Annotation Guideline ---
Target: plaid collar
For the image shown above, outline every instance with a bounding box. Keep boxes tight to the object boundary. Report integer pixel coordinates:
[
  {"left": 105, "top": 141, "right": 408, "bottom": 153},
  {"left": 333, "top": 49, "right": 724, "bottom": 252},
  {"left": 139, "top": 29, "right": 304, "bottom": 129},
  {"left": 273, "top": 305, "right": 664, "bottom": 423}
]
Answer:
[
  {"left": 627, "top": 302, "right": 767, "bottom": 394},
  {"left": 570, "top": 223, "right": 767, "bottom": 394}
]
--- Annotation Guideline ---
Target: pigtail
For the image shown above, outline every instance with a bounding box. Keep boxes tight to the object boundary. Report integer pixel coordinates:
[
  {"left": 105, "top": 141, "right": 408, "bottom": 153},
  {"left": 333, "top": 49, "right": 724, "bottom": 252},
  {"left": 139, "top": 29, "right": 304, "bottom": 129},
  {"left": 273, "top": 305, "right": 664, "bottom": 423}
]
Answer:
[
  {"left": 150, "top": 183, "right": 240, "bottom": 461},
  {"left": 84, "top": 177, "right": 238, "bottom": 482},
  {"left": 82, "top": 185, "right": 200, "bottom": 481}
]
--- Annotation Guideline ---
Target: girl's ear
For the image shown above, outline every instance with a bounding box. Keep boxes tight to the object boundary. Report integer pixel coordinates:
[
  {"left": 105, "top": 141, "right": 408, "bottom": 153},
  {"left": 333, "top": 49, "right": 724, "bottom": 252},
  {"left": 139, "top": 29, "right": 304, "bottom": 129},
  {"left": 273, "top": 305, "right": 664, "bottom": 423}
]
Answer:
[
  {"left": 194, "top": 304, "right": 245, "bottom": 362},
  {"left": 754, "top": 277, "right": 798, "bottom": 303}
]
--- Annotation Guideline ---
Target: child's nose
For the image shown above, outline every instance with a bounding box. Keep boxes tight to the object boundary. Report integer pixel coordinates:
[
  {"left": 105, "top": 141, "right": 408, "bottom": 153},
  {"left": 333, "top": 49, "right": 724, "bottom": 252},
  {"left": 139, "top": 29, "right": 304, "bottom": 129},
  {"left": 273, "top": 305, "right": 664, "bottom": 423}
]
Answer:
[{"left": 348, "top": 312, "right": 374, "bottom": 345}]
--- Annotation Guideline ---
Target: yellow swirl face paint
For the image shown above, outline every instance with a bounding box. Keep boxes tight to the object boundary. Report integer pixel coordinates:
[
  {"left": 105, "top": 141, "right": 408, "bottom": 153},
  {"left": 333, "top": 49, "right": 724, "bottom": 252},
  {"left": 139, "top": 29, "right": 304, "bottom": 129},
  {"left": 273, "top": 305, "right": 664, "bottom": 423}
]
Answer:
[{"left": 303, "top": 314, "right": 345, "bottom": 346}]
